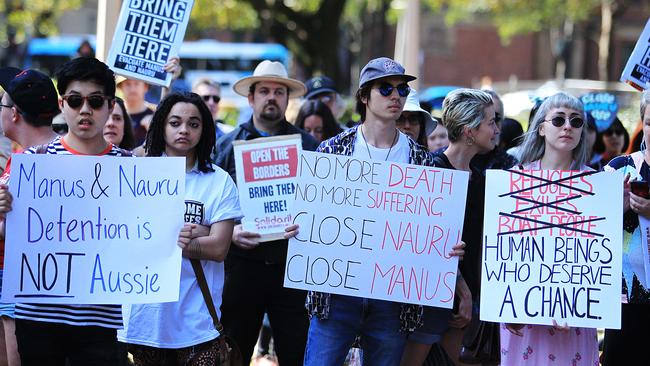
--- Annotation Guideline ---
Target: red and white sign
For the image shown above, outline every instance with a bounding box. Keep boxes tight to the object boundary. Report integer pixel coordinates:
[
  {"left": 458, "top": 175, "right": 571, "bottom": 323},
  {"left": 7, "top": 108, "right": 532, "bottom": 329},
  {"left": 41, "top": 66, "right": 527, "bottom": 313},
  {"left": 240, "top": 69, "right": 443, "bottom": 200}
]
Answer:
[
  {"left": 233, "top": 135, "right": 302, "bottom": 241},
  {"left": 241, "top": 145, "right": 298, "bottom": 183}
]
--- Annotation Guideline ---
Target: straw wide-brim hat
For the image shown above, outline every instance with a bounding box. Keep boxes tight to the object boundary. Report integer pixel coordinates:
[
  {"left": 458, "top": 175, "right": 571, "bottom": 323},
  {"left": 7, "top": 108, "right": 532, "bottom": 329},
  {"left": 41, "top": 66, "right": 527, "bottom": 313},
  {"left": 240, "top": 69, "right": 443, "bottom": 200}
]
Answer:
[{"left": 233, "top": 60, "right": 306, "bottom": 98}]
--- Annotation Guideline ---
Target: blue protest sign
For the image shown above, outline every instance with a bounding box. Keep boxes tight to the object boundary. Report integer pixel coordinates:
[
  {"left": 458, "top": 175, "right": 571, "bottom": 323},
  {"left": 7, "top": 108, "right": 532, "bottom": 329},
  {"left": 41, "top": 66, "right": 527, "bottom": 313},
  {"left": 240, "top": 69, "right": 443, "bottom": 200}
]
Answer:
[{"left": 580, "top": 92, "right": 618, "bottom": 132}]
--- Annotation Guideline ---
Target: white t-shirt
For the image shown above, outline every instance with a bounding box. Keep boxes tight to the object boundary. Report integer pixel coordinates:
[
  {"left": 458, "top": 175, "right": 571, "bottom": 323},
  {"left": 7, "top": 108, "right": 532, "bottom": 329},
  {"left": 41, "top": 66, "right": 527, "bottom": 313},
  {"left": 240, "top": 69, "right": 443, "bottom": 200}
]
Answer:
[
  {"left": 352, "top": 128, "right": 410, "bottom": 163},
  {"left": 118, "top": 163, "right": 242, "bottom": 348}
]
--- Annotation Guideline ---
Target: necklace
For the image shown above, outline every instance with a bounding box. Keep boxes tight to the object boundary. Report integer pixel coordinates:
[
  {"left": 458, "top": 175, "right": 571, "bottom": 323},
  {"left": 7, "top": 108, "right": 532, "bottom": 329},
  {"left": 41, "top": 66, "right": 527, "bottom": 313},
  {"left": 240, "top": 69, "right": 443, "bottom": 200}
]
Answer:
[{"left": 360, "top": 125, "right": 398, "bottom": 161}]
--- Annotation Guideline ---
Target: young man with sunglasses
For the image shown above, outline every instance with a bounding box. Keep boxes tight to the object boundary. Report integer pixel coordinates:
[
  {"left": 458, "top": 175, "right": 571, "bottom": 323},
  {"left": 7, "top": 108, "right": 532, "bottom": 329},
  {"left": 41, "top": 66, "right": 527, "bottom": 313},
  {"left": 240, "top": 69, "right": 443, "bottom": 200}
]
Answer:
[
  {"left": 192, "top": 77, "right": 233, "bottom": 141},
  {"left": 0, "top": 57, "right": 131, "bottom": 365},
  {"left": 0, "top": 67, "right": 61, "bottom": 366},
  {"left": 305, "top": 57, "right": 466, "bottom": 365}
]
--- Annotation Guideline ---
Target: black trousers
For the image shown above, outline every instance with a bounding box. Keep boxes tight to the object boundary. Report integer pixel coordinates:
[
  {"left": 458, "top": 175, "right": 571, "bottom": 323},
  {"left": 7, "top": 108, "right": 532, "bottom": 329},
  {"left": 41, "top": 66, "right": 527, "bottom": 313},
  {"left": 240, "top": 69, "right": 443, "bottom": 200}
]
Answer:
[
  {"left": 602, "top": 303, "right": 650, "bottom": 365},
  {"left": 221, "top": 255, "right": 309, "bottom": 365},
  {"left": 15, "top": 319, "right": 121, "bottom": 366}
]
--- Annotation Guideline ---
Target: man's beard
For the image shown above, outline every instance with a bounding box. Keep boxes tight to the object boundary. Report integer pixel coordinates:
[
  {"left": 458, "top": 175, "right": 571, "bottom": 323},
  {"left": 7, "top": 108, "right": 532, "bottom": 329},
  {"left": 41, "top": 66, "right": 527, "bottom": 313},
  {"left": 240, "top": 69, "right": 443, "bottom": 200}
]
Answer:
[{"left": 259, "top": 102, "right": 283, "bottom": 122}]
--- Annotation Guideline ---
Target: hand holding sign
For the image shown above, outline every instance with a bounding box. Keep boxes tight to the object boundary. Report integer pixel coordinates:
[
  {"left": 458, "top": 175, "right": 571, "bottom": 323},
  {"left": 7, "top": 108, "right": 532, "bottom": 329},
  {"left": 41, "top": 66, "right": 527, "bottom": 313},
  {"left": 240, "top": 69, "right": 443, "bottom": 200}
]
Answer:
[
  {"left": 233, "top": 135, "right": 302, "bottom": 242},
  {"left": 480, "top": 169, "right": 623, "bottom": 329},
  {"left": 0, "top": 184, "right": 12, "bottom": 218}
]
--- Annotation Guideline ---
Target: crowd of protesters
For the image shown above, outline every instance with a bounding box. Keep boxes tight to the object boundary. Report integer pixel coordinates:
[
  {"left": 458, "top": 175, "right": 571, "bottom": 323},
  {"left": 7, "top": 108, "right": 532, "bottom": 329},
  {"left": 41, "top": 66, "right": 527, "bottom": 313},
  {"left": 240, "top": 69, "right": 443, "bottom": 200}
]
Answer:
[{"left": 0, "top": 49, "right": 643, "bottom": 366}]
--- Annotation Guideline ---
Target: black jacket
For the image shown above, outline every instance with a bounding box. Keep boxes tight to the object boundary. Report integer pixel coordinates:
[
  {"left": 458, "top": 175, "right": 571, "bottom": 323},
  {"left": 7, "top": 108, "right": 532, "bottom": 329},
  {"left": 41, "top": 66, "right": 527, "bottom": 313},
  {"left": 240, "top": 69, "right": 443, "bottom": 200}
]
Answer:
[{"left": 214, "top": 118, "right": 319, "bottom": 264}]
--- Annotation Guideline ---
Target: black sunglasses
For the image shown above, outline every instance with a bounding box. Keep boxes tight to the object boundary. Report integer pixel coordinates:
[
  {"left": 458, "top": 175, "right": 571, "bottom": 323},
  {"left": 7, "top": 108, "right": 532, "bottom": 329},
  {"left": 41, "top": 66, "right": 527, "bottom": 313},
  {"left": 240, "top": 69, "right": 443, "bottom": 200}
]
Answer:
[
  {"left": 604, "top": 128, "right": 624, "bottom": 136},
  {"left": 397, "top": 114, "right": 421, "bottom": 125},
  {"left": 63, "top": 94, "right": 109, "bottom": 110},
  {"left": 376, "top": 83, "right": 410, "bottom": 97},
  {"left": 202, "top": 95, "right": 220, "bottom": 103},
  {"left": 546, "top": 116, "right": 584, "bottom": 128}
]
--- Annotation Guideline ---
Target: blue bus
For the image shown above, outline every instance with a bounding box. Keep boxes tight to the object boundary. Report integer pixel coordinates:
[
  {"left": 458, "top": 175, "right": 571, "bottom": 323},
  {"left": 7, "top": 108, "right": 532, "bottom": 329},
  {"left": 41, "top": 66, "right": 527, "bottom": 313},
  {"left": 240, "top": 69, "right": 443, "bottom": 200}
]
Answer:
[
  {"left": 25, "top": 36, "right": 290, "bottom": 112},
  {"left": 25, "top": 35, "right": 97, "bottom": 75}
]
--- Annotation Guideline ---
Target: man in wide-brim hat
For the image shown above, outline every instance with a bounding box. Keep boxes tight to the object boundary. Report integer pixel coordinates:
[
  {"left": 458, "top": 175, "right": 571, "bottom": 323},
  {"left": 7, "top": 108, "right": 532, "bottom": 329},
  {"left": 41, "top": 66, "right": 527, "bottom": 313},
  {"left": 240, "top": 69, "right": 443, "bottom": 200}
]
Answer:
[{"left": 215, "top": 60, "right": 318, "bottom": 365}]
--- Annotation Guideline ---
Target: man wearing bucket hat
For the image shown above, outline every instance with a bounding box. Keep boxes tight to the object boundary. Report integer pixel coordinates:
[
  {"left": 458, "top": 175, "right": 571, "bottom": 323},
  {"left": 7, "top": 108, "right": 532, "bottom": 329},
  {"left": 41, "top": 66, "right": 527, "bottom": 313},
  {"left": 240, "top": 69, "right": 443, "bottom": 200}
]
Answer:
[
  {"left": 304, "top": 57, "right": 467, "bottom": 365},
  {"left": 215, "top": 60, "right": 318, "bottom": 365},
  {"left": 396, "top": 89, "right": 436, "bottom": 146},
  {"left": 0, "top": 67, "right": 60, "bottom": 366}
]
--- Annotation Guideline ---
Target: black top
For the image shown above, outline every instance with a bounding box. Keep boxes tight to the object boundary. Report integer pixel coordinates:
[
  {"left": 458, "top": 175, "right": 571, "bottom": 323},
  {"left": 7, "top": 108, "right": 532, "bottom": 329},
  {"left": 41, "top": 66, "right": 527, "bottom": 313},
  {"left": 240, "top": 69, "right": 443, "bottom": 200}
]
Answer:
[
  {"left": 431, "top": 151, "right": 487, "bottom": 299},
  {"left": 214, "top": 118, "right": 319, "bottom": 265},
  {"left": 129, "top": 108, "right": 154, "bottom": 146}
]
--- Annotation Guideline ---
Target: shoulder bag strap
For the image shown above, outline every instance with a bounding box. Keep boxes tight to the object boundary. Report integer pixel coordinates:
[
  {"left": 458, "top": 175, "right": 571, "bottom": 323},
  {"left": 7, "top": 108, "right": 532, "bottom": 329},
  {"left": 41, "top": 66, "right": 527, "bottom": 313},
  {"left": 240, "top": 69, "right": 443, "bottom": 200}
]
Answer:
[{"left": 189, "top": 258, "right": 225, "bottom": 334}]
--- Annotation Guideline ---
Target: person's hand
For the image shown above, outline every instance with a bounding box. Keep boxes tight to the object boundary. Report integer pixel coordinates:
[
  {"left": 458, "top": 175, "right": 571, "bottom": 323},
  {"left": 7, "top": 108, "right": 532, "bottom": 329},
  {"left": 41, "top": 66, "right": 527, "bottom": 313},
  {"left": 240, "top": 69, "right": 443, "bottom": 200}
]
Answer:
[
  {"left": 449, "top": 241, "right": 465, "bottom": 260},
  {"left": 449, "top": 276, "right": 472, "bottom": 328},
  {"left": 163, "top": 57, "right": 182, "bottom": 80},
  {"left": 623, "top": 173, "right": 631, "bottom": 212},
  {"left": 284, "top": 224, "right": 299, "bottom": 239},
  {"left": 0, "top": 185, "right": 13, "bottom": 218},
  {"left": 551, "top": 319, "right": 570, "bottom": 332},
  {"left": 630, "top": 192, "right": 650, "bottom": 218},
  {"left": 177, "top": 223, "right": 192, "bottom": 249},
  {"left": 505, "top": 323, "right": 525, "bottom": 336},
  {"left": 188, "top": 223, "right": 210, "bottom": 239},
  {"left": 232, "top": 224, "right": 261, "bottom": 250}
]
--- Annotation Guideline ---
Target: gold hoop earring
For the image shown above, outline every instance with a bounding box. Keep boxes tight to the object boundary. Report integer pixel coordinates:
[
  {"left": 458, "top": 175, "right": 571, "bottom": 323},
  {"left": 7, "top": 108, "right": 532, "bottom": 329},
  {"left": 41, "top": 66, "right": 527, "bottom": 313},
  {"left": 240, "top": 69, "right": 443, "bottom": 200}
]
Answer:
[{"left": 466, "top": 136, "right": 475, "bottom": 146}]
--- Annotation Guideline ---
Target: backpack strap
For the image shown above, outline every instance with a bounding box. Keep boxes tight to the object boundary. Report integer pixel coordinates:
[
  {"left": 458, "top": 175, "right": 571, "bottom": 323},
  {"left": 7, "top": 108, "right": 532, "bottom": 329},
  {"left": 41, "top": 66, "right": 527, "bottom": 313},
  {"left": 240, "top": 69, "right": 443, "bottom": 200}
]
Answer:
[{"left": 189, "top": 259, "right": 224, "bottom": 334}]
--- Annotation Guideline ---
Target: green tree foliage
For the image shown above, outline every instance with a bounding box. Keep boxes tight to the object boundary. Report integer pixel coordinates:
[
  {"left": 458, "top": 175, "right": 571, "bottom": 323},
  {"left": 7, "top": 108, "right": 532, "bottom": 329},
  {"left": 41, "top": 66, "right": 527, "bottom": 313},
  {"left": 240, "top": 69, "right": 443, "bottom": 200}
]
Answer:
[
  {"left": 187, "top": 0, "right": 258, "bottom": 37},
  {"left": 422, "top": 0, "right": 600, "bottom": 42},
  {"left": 0, "top": 0, "right": 84, "bottom": 44},
  {"left": 189, "top": 0, "right": 349, "bottom": 86}
]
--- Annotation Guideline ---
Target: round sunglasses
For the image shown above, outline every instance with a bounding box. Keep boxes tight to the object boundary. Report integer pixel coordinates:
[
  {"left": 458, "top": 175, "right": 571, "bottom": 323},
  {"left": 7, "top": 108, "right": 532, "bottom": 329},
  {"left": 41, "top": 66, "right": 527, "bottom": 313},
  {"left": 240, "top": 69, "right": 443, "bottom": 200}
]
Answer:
[
  {"left": 62, "top": 94, "right": 109, "bottom": 110},
  {"left": 545, "top": 116, "right": 584, "bottom": 128},
  {"left": 376, "top": 83, "right": 410, "bottom": 97}
]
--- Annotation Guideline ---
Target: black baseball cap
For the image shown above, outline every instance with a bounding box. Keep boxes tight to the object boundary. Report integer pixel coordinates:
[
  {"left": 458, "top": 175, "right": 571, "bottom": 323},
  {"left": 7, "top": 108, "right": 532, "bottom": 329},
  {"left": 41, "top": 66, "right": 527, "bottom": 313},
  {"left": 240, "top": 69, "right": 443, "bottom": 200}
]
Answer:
[
  {"left": 305, "top": 76, "right": 337, "bottom": 99},
  {"left": 0, "top": 67, "right": 59, "bottom": 119}
]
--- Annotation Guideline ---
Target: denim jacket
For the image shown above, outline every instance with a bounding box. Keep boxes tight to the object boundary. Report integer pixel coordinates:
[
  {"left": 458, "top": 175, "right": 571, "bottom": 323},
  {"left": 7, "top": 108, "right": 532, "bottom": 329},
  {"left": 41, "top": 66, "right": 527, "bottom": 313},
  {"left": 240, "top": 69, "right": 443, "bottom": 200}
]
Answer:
[{"left": 306, "top": 125, "right": 434, "bottom": 332}]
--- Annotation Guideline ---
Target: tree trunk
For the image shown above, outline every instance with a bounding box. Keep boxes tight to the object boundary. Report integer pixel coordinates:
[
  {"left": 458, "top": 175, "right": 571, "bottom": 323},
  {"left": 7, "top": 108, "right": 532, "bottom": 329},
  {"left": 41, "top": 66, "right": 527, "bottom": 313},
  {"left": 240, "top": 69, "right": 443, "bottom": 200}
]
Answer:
[{"left": 598, "top": 0, "right": 613, "bottom": 81}]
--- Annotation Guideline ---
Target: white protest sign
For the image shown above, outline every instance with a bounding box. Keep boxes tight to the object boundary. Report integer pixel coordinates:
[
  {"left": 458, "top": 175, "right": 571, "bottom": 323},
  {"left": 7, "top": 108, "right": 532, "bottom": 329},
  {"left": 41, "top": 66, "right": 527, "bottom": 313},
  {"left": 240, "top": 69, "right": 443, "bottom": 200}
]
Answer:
[
  {"left": 233, "top": 135, "right": 301, "bottom": 242},
  {"left": 2, "top": 155, "right": 185, "bottom": 304},
  {"left": 106, "top": 0, "right": 194, "bottom": 87},
  {"left": 480, "top": 169, "right": 622, "bottom": 329},
  {"left": 284, "top": 151, "right": 469, "bottom": 307},
  {"left": 620, "top": 18, "right": 650, "bottom": 91}
]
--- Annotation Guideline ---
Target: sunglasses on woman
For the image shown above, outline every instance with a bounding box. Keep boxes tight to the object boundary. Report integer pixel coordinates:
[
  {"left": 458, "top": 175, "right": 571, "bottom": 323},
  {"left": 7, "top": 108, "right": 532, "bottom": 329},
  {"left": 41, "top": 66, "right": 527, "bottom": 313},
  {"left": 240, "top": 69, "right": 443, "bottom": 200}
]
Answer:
[
  {"left": 604, "top": 128, "right": 624, "bottom": 136},
  {"left": 62, "top": 94, "right": 109, "bottom": 110},
  {"left": 376, "top": 83, "right": 410, "bottom": 97},
  {"left": 397, "top": 114, "right": 421, "bottom": 126},
  {"left": 545, "top": 116, "right": 584, "bottom": 128}
]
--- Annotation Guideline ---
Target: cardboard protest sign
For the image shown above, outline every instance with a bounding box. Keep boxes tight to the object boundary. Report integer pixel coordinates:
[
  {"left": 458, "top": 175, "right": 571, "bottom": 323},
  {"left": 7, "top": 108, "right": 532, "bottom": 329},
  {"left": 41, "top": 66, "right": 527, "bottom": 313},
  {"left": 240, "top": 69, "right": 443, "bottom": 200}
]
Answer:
[
  {"left": 481, "top": 169, "right": 623, "bottom": 329},
  {"left": 2, "top": 155, "right": 185, "bottom": 304},
  {"left": 620, "top": 18, "right": 650, "bottom": 91},
  {"left": 106, "top": 0, "right": 194, "bottom": 87},
  {"left": 580, "top": 92, "right": 618, "bottom": 132},
  {"left": 233, "top": 135, "right": 301, "bottom": 241},
  {"left": 284, "top": 151, "right": 469, "bottom": 307}
]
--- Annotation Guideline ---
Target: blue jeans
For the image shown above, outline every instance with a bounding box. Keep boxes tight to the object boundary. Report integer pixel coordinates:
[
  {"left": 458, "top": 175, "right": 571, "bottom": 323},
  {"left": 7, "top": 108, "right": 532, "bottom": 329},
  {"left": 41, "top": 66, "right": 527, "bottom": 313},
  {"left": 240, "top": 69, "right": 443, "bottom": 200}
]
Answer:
[{"left": 304, "top": 294, "right": 407, "bottom": 366}]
